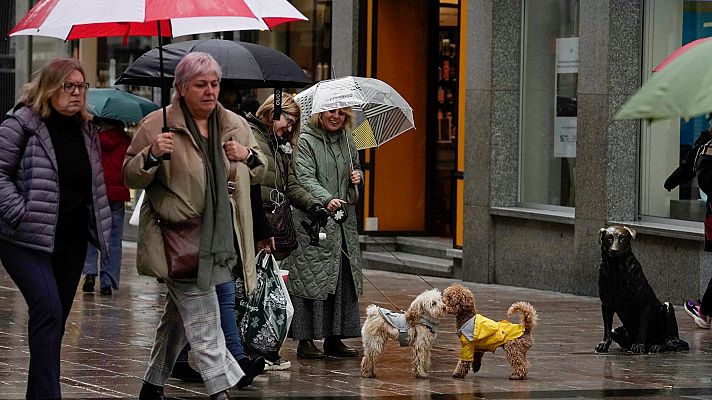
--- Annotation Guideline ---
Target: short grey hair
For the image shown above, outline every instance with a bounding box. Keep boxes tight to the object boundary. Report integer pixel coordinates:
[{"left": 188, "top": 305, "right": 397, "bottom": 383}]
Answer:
[{"left": 173, "top": 52, "right": 222, "bottom": 98}]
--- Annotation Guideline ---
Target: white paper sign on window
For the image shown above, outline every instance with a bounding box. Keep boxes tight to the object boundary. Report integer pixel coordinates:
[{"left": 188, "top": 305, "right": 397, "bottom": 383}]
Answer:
[{"left": 554, "top": 37, "right": 578, "bottom": 158}]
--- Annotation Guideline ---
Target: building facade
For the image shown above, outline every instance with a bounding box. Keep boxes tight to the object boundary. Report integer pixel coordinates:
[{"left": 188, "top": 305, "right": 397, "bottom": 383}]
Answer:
[
  {"left": 460, "top": 0, "right": 710, "bottom": 303},
  {"left": 7, "top": 0, "right": 711, "bottom": 303}
]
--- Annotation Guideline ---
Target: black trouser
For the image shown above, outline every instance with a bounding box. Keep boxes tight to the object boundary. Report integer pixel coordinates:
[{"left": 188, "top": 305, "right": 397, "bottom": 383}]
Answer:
[
  {"left": 701, "top": 277, "right": 712, "bottom": 317},
  {"left": 0, "top": 239, "right": 87, "bottom": 400}
]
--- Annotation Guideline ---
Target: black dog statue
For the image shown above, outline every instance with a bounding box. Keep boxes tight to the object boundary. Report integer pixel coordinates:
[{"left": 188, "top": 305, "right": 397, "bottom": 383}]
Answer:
[{"left": 595, "top": 226, "right": 689, "bottom": 354}]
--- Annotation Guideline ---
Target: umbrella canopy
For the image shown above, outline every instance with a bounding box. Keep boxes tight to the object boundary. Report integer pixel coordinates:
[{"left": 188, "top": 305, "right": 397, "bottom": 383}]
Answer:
[
  {"left": 87, "top": 88, "right": 160, "bottom": 124},
  {"left": 295, "top": 77, "right": 415, "bottom": 150},
  {"left": 116, "top": 39, "right": 311, "bottom": 88},
  {"left": 9, "top": 0, "right": 307, "bottom": 40},
  {"left": 616, "top": 37, "right": 712, "bottom": 122},
  {"left": 653, "top": 37, "right": 711, "bottom": 72},
  {"left": 10, "top": 0, "right": 308, "bottom": 143}
]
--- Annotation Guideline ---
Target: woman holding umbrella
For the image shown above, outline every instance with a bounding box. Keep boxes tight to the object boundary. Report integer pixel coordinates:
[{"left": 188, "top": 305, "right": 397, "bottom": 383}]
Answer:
[
  {"left": 280, "top": 107, "right": 364, "bottom": 359},
  {"left": 0, "top": 57, "right": 112, "bottom": 399},
  {"left": 123, "top": 52, "right": 267, "bottom": 399}
]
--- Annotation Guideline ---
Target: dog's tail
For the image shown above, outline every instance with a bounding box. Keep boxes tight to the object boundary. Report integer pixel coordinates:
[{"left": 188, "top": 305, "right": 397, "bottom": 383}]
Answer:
[{"left": 508, "top": 301, "right": 538, "bottom": 332}]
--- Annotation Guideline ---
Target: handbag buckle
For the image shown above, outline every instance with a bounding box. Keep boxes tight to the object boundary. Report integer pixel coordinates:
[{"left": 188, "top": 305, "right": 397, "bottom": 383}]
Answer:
[{"left": 227, "top": 181, "right": 236, "bottom": 195}]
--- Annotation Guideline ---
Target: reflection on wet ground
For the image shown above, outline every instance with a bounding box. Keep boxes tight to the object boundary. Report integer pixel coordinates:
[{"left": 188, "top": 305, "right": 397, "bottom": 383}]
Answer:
[{"left": 0, "top": 243, "right": 712, "bottom": 399}]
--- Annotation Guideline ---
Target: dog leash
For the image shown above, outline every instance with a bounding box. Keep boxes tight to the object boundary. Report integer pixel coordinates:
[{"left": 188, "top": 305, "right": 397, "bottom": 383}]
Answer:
[
  {"left": 365, "top": 236, "right": 438, "bottom": 290},
  {"left": 337, "top": 235, "right": 441, "bottom": 313},
  {"left": 337, "top": 246, "right": 404, "bottom": 312}
]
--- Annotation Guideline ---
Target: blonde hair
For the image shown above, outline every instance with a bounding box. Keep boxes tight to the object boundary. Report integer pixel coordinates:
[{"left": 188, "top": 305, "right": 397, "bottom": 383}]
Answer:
[
  {"left": 310, "top": 107, "right": 355, "bottom": 132},
  {"left": 18, "top": 58, "right": 91, "bottom": 120},
  {"left": 255, "top": 93, "right": 301, "bottom": 145}
]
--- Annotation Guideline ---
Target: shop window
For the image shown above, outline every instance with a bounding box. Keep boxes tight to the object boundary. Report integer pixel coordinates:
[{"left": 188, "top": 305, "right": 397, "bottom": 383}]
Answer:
[
  {"left": 639, "top": 0, "right": 710, "bottom": 223},
  {"left": 519, "top": 0, "right": 579, "bottom": 207}
]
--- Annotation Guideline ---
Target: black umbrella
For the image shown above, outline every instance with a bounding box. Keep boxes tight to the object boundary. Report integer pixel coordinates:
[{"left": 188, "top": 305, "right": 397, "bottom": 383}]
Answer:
[{"left": 116, "top": 39, "right": 311, "bottom": 89}]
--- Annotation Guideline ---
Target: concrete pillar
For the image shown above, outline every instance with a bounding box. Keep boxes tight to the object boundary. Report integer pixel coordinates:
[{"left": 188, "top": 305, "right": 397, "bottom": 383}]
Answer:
[
  {"left": 331, "top": 0, "right": 359, "bottom": 76},
  {"left": 14, "top": 0, "right": 31, "bottom": 100}
]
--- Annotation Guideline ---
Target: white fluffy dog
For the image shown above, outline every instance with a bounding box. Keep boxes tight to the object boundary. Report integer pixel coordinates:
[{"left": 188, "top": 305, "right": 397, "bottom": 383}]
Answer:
[{"left": 360, "top": 288, "right": 446, "bottom": 379}]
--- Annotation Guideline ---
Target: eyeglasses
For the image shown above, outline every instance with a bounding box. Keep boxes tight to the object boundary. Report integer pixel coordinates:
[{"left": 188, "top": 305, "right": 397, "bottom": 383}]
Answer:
[
  {"left": 62, "top": 82, "right": 90, "bottom": 94},
  {"left": 283, "top": 114, "right": 297, "bottom": 128}
]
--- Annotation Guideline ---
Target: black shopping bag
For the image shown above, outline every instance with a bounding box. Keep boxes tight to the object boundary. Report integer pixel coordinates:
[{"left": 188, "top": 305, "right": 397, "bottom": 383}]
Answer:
[{"left": 235, "top": 252, "right": 293, "bottom": 361}]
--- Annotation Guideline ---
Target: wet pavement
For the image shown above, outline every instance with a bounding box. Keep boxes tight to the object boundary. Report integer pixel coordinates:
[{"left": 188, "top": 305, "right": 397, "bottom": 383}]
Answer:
[{"left": 1, "top": 242, "right": 712, "bottom": 399}]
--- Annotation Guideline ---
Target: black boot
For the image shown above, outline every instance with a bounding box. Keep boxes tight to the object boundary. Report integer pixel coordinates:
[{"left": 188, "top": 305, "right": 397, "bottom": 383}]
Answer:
[
  {"left": 82, "top": 275, "right": 95, "bottom": 293},
  {"left": 323, "top": 337, "right": 358, "bottom": 357},
  {"left": 138, "top": 381, "right": 165, "bottom": 400},
  {"left": 296, "top": 339, "right": 324, "bottom": 359},
  {"left": 170, "top": 361, "right": 203, "bottom": 382},
  {"left": 236, "top": 356, "right": 265, "bottom": 389}
]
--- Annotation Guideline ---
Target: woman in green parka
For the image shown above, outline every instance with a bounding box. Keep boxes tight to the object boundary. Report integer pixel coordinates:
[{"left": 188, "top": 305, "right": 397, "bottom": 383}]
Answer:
[
  {"left": 280, "top": 107, "right": 364, "bottom": 359},
  {"left": 246, "top": 93, "right": 324, "bottom": 260}
]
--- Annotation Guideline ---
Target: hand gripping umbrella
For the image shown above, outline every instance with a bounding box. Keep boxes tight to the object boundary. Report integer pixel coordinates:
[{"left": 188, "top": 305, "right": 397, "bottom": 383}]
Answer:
[{"left": 10, "top": 0, "right": 308, "bottom": 156}]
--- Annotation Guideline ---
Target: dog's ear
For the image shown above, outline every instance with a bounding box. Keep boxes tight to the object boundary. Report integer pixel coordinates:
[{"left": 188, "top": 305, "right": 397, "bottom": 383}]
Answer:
[
  {"left": 623, "top": 226, "right": 637, "bottom": 240},
  {"left": 598, "top": 228, "right": 607, "bottom": 243}
]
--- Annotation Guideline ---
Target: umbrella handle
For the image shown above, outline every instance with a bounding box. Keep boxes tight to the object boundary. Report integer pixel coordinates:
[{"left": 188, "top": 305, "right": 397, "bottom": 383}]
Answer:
[{"left": 161, "top": 126, "right": 171, "bottom": 161}]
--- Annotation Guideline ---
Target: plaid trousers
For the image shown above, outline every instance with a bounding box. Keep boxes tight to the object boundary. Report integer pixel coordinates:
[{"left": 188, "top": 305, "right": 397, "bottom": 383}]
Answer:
[{"left": 144, "top": 280, "right": 244, "bottom": 394}]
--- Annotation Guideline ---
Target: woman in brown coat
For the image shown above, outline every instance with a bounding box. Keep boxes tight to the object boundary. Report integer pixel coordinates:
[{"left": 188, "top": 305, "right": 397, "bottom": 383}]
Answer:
[{"left": 123, "top": 52, "right": 267, "bottom": 400}]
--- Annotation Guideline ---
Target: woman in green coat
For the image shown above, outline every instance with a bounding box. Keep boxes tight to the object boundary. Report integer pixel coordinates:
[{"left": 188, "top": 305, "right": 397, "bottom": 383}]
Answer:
[
  {"left": 280, "top": 107, "right": 364, "bottom": 359},
  {"left": 247, "top": 93, "right": 324, "bottom": 260}
]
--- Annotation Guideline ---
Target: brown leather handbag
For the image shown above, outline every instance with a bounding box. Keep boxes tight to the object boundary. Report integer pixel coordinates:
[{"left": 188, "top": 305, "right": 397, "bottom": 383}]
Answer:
[{"left": 159, "top": 216, "right": 202, "bottom": 279}]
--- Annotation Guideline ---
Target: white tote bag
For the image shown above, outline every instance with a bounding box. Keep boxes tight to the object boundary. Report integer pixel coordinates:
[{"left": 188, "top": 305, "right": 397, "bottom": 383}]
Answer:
[{"left": 128, "top": 190, "right": 145, "bottom": 226}]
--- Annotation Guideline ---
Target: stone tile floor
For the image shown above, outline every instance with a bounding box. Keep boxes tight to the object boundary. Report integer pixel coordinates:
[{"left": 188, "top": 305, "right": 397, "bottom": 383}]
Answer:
[{"left": 0, "top": 243, "right": 712, "bottom": 398}]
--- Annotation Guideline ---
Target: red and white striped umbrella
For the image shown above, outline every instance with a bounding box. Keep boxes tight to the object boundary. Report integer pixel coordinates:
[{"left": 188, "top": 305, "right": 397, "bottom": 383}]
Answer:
[
  {"left": 9, "top": 0, "right": 307, "bottom": 40},
  {"left": 8, "top": 0, "right": 308, "bottom": 139}
]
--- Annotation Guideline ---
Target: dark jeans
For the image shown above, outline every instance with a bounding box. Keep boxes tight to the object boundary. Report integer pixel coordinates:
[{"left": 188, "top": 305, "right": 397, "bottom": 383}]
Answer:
[
  {"left": 178, "top": 281, "right": 246, "bottom": 363},
  {"left": 215, "top": 281, "right": 246, "bottom": 361},
  {"left": 0, "top": 238, "right": 87, "bottom": 400},
  {"left": 83, "top": 201, "right": 125, "bottom": 289}
]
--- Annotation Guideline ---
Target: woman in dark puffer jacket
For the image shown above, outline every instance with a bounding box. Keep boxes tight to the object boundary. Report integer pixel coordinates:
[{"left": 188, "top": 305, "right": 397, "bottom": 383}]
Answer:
[{"left": 0, "top": 58, "right": 111, "bottom": 400}]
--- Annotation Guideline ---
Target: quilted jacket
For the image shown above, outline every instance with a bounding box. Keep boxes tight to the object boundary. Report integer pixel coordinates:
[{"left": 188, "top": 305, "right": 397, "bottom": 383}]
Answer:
[
  {"left": 0, "top": 105, "right": 111, "bottom": 255},
  {"left": 280, "top": 123, "right": 363, "bottom": 300}
]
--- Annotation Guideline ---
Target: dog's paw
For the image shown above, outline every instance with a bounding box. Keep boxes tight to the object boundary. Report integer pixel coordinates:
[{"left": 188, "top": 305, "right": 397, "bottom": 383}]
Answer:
[
  {"left": 630, "top": 343, "right": 646, "bottom": 354},
  {"left": 452, "top": 372, "right": 466, "bottom": 379},
  {"left": 415, "top": 371, "right": 429, "bottom": 379},
  {"left": 509, "top": 373, "right": 527, "bottom": 380},
  {"left": 595, "top": 340, "right": 610, "bottom": 353},
  {"left": 649, "top": 344, "right": 664, "bottom": 353},
  {"left": 361, "top": 372, "right": 375, "bottom": 378}
]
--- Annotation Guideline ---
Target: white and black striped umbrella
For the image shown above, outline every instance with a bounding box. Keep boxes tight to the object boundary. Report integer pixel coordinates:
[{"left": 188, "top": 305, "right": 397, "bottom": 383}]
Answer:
[{"left": 295, "top": 76, "right": 415, "bottom": 150}]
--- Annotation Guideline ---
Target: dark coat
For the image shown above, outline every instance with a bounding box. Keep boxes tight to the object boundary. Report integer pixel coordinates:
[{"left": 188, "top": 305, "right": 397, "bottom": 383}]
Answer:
[
  {"left": 695, "top": 139, "right": 712, "bottom": 251},
  {"left": 0, "top": 105, "right": 111, "bottom": 255}
]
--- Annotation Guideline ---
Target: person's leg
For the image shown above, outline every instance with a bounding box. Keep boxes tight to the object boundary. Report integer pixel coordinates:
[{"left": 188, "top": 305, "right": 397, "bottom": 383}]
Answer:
[
  {"left": 82, "top": 244, "right": 98, "bottom": 292},
  {"left": 144, "top": 289, "right": 189, "bottom": 387},
  {"left": 101, "top": 201, "right": 125, "bottom": 291},
  {"left": 0, "top": 240, "right": 64, "bottom": 400},
  {"left": 51, "top": 239, "right": 88, "bottom": 327},
  {"left": 215, "top": 281, "right": 246, "bottom": 361},
  {"left": 167, "top": 281, "right": 242, "bottom": 395},
  {"left": 700, "top": 276, "right": 712, "bottom": 316},
  {"left": 171, "top": 343, "right": 202, "bottom": 382}
]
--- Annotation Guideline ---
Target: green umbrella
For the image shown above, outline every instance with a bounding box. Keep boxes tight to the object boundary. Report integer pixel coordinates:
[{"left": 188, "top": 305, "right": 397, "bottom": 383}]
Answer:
[
  {"left": 616, "top": 37, "right": 712, "bottom": 122},
  {"left": 87, "top": 88, "right": 160, "bottom": 124}
]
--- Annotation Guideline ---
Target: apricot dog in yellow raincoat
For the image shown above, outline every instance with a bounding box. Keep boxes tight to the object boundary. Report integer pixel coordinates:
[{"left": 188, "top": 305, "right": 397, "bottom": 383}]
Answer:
[{"left": 443, "top": 284, "right": 537, "bottom": 380}]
